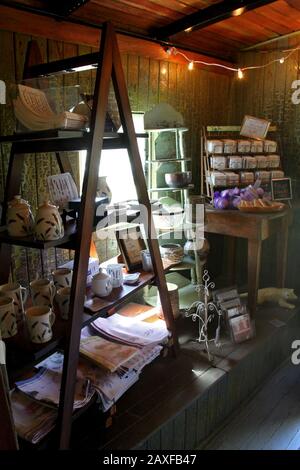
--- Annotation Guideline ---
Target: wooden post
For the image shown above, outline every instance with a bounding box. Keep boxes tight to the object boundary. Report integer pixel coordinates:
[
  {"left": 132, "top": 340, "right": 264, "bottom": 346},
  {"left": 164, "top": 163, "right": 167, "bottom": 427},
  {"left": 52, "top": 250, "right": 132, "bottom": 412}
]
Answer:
[{"left": 111, "top": 31, "right": 178, "bottom": 352}]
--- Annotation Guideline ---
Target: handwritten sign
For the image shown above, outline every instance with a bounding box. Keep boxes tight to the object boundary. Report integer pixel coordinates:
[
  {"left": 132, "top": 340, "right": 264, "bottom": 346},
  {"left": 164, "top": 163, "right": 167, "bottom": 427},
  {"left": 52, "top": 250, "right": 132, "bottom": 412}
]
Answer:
[
  {"left": 271, "top": 178, "right": 293, "bottom": 201},
  {"left": 240, "top": 115, "right": 271, "bottom": 139}
]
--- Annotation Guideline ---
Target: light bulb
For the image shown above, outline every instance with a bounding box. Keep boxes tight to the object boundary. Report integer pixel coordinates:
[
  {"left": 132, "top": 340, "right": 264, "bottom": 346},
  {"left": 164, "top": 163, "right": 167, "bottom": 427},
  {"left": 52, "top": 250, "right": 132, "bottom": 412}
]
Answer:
[
  {"left": 237, "top": 68, "right": 244, "bottom": 79},
  {"left": 188, "top": 61, "right": 194, "bottom": 71},
  {"left": 166, "top": 46, "right": 177, "bottom": 56},
  {"left": 232, "top": 7, "right": 245, "bottom": 16},
  {"left": 161, "top": 67, "right": 167, "bottom": 75},
  {"left": 279, "top": 57, "right": 285, "bottom": 64}
]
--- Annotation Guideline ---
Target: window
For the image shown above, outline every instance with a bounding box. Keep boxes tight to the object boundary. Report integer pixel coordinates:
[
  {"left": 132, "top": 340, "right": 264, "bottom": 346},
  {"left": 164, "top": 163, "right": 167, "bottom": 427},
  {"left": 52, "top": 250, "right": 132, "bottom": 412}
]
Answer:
[{"left": 79, "top": 113, "right": 146, "bottom": 203}]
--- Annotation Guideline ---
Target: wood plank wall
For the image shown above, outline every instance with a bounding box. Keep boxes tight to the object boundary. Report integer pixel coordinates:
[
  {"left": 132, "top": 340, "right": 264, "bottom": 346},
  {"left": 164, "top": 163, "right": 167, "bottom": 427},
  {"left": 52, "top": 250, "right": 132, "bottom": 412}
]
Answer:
[
  {"left": 231, "top": 34, "right": 300, "bottom": 183},
  {"left": 228, "top": 36, "right": 300, "bottom": 291},
  {"left": 0, "top": 30, "right": 233, "bottom": 285}
]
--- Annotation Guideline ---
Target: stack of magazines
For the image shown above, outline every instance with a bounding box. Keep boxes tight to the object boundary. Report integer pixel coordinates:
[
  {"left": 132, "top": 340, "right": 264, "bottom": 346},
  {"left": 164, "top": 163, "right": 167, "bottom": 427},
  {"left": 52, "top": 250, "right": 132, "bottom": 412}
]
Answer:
[
  {"left": 13, "top": 84, "right": 88, "bottom": 131},
  {"left": 10, "top": 390, "right": 57, "bottom": 444},
  {"left": 15, "top": 368, "right": 94, "bottom": 409},
  {"left": 10, "top": 305, "right": 165, "bottom": 443}
]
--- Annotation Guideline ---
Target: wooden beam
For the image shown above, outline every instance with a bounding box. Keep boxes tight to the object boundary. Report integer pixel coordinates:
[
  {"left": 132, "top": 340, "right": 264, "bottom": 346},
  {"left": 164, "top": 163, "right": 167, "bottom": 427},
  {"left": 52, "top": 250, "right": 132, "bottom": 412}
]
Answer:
[
  {"left": 153, "top": 0, "right": 277, "bottom": 39},
  {"left": 285, "top": 0, "right": 300, "bottom": 11},
  {"left": 242, "top": 28, "right": 300, "bottom": 50},
  {"left": 51, "top": 0, "right": 91, "bottom": 16},
  {"left": 0, "top": 5, "right": 236, "bottom": 74}
]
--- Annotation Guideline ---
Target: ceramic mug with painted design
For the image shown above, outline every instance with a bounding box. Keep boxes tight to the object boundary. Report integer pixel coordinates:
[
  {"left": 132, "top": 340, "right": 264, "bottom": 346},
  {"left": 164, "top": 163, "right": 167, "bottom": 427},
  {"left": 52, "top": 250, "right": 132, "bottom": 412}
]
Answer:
[
  {"left": 30, "top": 278, "right": 56, "bottom": 308},
  {"left": 55, "top": 286, "right": 71, "bottom": 320},
  {"left": 51, "top": 268, "right": 73, "bottom": 290},
  {"left": 0, "top": 282, "right": 28, "bottom": 322},
  {"left": 25, "top": 305, "right": 55, "bottom": 344},
  {"left": 0, "top": 296, "right": 17, "bottom": 338}
]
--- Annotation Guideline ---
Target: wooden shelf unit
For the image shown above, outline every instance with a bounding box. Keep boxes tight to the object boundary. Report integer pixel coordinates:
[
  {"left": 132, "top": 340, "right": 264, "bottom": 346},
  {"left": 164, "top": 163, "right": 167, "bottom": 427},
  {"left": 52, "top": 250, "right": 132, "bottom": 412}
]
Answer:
[
  {"left": 0, "top": 22, "right": 178, "bottom": 450},
  {"left": 201, "top": 125, "right": 282, "bottom": 198},
  {"left": 146, "top": 127, "right": 191, "bottom": 206}
]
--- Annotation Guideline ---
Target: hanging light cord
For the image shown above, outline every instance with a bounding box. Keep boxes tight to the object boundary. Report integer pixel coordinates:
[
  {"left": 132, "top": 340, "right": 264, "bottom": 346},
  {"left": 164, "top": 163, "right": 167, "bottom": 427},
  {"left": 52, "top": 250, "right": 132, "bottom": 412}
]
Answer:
[{"left": 166, "top": 45, "right": 300, "bottom": 78}]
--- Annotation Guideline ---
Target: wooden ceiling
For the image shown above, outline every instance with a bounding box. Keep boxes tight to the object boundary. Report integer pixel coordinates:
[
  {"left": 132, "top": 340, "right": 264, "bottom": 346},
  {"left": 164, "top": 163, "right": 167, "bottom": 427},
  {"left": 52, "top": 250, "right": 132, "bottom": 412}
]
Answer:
[{"left": 2, "top": 1, "right": 300, "bottom": 60}]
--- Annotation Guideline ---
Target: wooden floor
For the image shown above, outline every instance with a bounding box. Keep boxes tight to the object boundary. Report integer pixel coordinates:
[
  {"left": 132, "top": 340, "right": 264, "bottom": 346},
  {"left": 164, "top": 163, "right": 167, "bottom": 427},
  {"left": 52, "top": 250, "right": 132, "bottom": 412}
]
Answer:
[
  {"left": 203, "top": 359, "right": 300, "bottom": 450},
  {"left": 97, "top": 303, "right": 300, "bottom": 450}
]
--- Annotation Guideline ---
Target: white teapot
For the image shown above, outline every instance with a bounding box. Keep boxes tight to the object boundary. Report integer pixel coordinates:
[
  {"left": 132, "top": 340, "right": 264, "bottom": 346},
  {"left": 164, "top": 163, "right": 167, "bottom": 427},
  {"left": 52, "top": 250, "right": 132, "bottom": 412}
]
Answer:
[
  {"left": 34, "top": 201, "right": 64, "bottom": 241},
  {"left": 91, "top": 269, "right": 112, "bottom": 297}
]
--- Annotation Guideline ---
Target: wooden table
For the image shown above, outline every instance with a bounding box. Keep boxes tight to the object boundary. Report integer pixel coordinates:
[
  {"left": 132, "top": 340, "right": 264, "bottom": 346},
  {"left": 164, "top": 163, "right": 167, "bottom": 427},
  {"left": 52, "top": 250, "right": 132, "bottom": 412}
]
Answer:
[{"left": 205, "top": 207, "right": 292, "bottom": 316}]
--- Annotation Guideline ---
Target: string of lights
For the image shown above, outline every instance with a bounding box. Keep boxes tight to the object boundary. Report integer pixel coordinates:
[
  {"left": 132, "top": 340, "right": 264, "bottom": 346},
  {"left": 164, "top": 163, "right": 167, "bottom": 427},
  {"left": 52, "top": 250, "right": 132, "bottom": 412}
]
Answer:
[{"left": 165, "top": 44, "right": 300, "bottom": 79}]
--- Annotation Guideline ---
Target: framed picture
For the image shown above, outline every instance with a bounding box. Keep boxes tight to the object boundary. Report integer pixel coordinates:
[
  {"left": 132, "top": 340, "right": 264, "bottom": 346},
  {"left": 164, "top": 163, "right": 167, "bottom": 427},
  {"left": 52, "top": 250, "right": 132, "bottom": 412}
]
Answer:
[
  {"left": 271, "top": 178, "right": 293, "bottom": 201},
  {"left": 240, "top": 115, "right": 271, "bottom": 139},
  {"left": 115, "top": 225, "right": 147, "bottom": 271}
]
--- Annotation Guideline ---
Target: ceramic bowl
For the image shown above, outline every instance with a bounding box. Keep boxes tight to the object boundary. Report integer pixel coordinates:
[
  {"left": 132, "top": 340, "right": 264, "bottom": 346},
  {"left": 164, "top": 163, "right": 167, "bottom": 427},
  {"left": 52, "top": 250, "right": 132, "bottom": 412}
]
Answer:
[
  {"left": 160, "top": 243, "right": 184, "bottom": 264},
  {"left": 165, "top": 171, "right": 192, "bottom": 188}
]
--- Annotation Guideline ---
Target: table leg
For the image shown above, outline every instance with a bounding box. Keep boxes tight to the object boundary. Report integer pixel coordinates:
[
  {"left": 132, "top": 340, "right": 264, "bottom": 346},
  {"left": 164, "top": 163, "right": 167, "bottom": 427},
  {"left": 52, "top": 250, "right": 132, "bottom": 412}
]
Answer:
[
  {"left": 276, "top": 217, "right": 289, "bottom": 288},
  {"left": 248, "top": 239, "right": 262, "bottom": 317}
]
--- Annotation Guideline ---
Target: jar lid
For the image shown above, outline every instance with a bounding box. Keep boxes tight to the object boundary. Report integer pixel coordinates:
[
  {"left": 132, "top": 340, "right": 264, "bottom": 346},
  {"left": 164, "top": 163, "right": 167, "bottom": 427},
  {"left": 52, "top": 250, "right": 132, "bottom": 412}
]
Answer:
[
  {"left": 92, "top": 268, "right": 110, "bottom": 280},
  {"left": 38, "top": 200, "right": 58, "bottom": 210},
  {"left": 8, "top": 195, "right": 30, "bottom": 209}
]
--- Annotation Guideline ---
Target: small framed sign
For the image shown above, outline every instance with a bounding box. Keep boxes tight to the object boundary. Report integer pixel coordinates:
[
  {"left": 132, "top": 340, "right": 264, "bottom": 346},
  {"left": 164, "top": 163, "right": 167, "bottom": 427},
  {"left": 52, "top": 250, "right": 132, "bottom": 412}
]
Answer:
[
  {"left": 271, "top": 178, "right": 293, "bottom": 201},
  {"left": 240, "top": 115, "right": 271, "bottom": 139},
  {"left": 115, "top": 225, "right": 147, "bottom": 271}
]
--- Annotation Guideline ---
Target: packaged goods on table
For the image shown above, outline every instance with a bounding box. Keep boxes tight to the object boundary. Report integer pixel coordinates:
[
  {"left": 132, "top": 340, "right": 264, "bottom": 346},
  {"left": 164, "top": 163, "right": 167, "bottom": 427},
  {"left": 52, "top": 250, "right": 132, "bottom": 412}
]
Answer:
[
  {"left": 271, "top": 170, "right": 284, "bottom": 179},
  {"left": 242, "top": 156, "right": 257, "bottom": 169},
  {"left": 240, "top": 172, "right": 255, "bottom": 184},
  {"left": 264, "top": 140, "right": 277, "bottom": 153},
  {"left": 267, "top": 155, "right": 280, "bottom": 168},
  {"left": 238, "top": 140, "right": 251, "bottom": 153},
  {"left": 250, "top": 140, "right": 264, "bottom": 153},
  {"left": 210, "top": 156, "right": 227, "bottom": 170},
  {"left": 210, "top": 171, "right": 227, "bottom": 186},
  {"left": 228, "top": 156, "right": 242, "bottom": 169},
  {"left": 226, "top": 172, "right": 239, "bottom": 186},
  {"left": 223, "top": 139, "right": 237, "bottom": 154},
  {"left": 255, "top": 171, "right": 271, "bottom": 183},
  {"left": 255, "top": 155, "right": 268, "bottom": 169},
  {"left": 206, "top": 139, "right": 223, "bottom": 154}
]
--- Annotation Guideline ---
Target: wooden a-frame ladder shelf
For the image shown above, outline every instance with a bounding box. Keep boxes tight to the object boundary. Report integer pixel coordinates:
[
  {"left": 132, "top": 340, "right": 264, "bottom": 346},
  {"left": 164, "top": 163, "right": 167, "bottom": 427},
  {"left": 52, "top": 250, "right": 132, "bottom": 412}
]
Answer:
[{"left": 0, "top": 22, "right": 178, "bottom": 450}]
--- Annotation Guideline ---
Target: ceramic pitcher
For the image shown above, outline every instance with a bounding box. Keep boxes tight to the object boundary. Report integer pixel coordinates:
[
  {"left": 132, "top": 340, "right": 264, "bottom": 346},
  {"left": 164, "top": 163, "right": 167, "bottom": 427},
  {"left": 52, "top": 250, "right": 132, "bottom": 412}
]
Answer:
[
  {"left": 6, "top": 195, "right": 34, "bottom": 237},
  {"left": 34, "top": 201, "right": 64, "bottom": 241}
]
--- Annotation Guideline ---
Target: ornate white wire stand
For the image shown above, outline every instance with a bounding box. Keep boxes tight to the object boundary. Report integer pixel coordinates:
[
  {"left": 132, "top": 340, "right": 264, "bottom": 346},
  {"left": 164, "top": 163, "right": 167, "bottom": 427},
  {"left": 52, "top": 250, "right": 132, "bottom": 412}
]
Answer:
[{"left": 185, "top": 269, "right": 223, "bottom": 362}]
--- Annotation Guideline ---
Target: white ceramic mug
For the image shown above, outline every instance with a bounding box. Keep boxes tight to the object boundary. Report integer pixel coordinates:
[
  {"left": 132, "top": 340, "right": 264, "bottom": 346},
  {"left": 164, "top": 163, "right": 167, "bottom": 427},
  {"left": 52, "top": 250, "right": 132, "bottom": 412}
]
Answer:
[
  {"left": 30, "top": 278, "right": 56, "bottom": 308},
  {"left": 25, "top": 305, "right": 55, "bottom": 343},
  {"left": 106, "top": 264, "right": 124, "bottom": 288},
  {"left": 0, "top": 282, "right": 28, "bottom": 322},
  {"left": 0, "top": 296, "right": 18, "bottom": 338},
  {"left": 55, "top": 287, "right": 71, "bottom": 320},
  {"left": 52, "top": 268, "right": 73, "bottom": 289}
]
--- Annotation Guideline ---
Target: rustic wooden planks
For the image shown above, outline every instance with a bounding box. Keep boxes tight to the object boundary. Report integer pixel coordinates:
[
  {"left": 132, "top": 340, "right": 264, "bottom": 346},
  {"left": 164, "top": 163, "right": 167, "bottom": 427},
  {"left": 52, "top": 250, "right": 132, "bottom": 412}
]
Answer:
[
  {"left": 231, "top": 31, "right": 300, "bottom": 183},
  {"left": 99, "top": 305, "right": 300, "bottom": 451},
  {"left": 0, "top": 27, "right": 235, "bottom": 282},
  {"left": 204, "top": 358, "right": 300, "bottom": 450}
]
